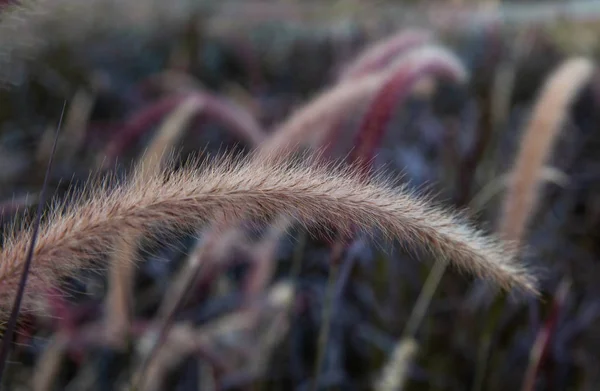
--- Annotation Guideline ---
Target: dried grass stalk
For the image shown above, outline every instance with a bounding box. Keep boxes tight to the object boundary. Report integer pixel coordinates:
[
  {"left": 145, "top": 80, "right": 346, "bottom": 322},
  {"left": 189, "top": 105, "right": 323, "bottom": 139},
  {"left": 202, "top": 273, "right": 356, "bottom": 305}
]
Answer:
[
  {"left": 32, "top": 333, "right": 68, "bottom": 391},
  {"left": 0, "top": 152, "right": 535, "bottom": 320},
  {"left": 498, "top": 57, "right": 595, "bottom": 244},
  {"left": 100, "top": 91, "right": 265, "bottom": 167},
  {"left": 375, "top": 337, "right": 419, "bottom": 391}
]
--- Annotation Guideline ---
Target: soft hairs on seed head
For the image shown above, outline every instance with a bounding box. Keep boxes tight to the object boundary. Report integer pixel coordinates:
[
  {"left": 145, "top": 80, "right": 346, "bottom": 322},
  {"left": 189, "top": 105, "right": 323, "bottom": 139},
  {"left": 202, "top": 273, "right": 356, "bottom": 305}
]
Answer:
[{"left": 0, "top": 151, "right": 536, "bottom": 319}]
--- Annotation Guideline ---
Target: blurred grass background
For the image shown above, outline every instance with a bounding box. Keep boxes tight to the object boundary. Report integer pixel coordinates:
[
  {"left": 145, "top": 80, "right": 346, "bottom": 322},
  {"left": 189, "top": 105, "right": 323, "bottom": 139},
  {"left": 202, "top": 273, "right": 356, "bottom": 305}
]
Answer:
[{"left": 1, "top": 1, "right": 600, "bottom": 390}]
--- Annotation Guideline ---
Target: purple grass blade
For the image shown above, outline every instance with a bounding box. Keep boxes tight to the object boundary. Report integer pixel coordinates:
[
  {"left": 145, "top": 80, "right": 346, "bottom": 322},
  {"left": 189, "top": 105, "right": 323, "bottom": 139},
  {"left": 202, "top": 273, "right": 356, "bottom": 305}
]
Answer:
[{"left": 0, "top": 100, "right": 67, "bottom": 382}]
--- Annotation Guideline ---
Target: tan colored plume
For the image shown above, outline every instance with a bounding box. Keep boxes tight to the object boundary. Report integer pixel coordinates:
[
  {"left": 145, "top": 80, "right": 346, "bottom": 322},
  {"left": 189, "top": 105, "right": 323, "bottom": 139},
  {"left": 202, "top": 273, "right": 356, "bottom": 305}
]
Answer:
[
  {"left": 259, "top": 45, "right": 467, "bottom": 158},
  {"left": 0, "top": 152, "right": 535, "bottom": 319},
  {"left": 499, "top": 57, "right": 595, "bottom": 244}
]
